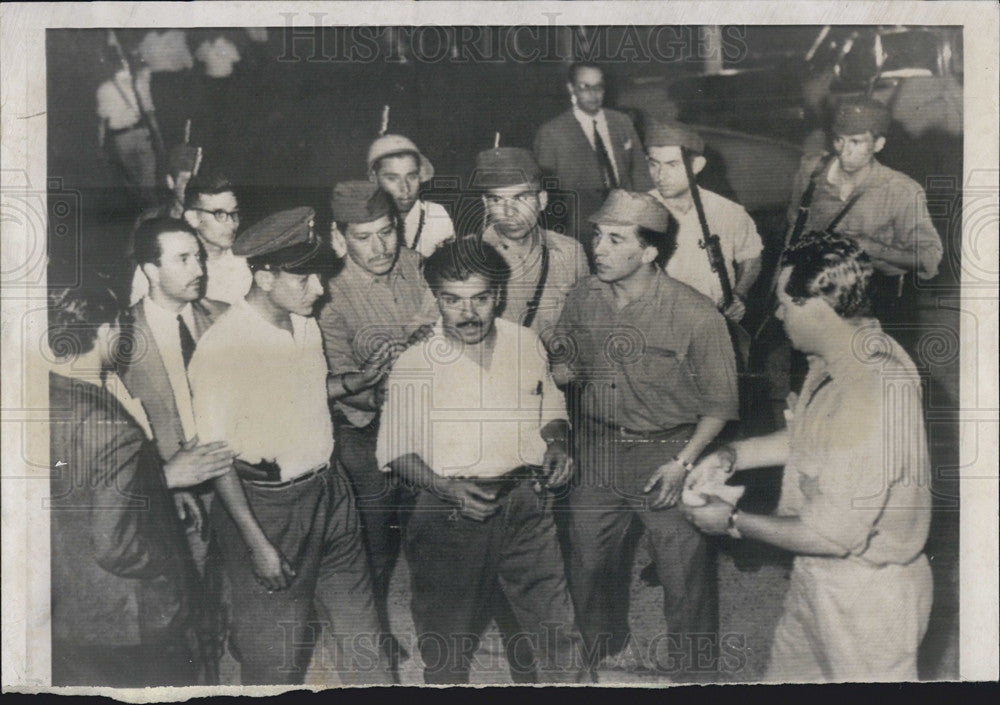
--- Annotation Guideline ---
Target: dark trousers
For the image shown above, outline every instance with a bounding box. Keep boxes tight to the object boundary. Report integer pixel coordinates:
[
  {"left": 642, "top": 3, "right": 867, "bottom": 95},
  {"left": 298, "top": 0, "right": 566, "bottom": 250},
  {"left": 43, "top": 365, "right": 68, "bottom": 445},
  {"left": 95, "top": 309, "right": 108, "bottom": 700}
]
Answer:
[
  {"left": 567, "top": 425, "right": 719, "bottom": 673},
  {"left": 333, "top": 415, "right": 408, "bottom": 643},
  {"left": 211, "top": 464, "right": 392, "bottom": 685},
  {"left": 404, "top": 480, "right": 587, "bottom": 684},
  {"left": 52, "top": 638, "right": 197, "bottom": 687},
  {"left": 870, "top": 271, "right": 920, "bottom": 357}
]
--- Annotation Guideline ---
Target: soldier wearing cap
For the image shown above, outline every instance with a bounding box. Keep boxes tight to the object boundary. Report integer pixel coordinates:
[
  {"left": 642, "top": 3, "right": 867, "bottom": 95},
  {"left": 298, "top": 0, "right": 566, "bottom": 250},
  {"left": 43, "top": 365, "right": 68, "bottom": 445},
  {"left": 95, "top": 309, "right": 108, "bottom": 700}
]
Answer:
[
  {"left": 319, "top": 181, "right": 438, "bottom": 670},
  {"left": 552, "top": 190, "right": 738, "bottom": 679},
  {"left": 474, "top": 146, "right": 589, "bottom": 349},
  {"left": 367, "top": 134, "right": 455, "bottom": 257},
  {"left": 787, "top": 96, "right": 943, "bottom": 338},
  {"left": 188, "top": 207, "right": 393, "bottom": 685},
  {"left": 645, "top": 121, "right": 763, "bottom": 322}
]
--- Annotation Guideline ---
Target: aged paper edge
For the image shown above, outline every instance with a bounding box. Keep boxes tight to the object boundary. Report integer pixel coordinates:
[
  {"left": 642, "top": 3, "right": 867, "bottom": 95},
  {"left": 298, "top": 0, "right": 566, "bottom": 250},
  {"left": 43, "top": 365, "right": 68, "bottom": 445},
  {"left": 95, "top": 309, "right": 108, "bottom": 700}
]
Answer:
[{"left": 2, "top": 1, "right": 997, "bottom": 696}]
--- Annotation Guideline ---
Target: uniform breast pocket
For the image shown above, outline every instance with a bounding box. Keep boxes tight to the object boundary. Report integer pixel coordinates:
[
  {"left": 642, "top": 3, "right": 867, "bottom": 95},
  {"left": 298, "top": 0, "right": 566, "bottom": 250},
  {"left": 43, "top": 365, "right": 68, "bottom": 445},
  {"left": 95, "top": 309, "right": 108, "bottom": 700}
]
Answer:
[{"left": 637, "top": 345, "right": 686, "bottom": 385}]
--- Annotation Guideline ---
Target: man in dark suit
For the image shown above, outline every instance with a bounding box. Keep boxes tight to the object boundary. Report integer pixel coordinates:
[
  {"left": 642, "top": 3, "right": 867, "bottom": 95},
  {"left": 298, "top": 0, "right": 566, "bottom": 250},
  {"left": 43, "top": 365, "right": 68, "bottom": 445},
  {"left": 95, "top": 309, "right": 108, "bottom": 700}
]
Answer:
[
  {"left": 48, "top": 282, "right": 232, "bottom": 686},
  {"left": 534, "top": 62, "right": 654, "bottom": 248},
  {"left": 123, "top": 217, "right": 229, "bottom": 570}
]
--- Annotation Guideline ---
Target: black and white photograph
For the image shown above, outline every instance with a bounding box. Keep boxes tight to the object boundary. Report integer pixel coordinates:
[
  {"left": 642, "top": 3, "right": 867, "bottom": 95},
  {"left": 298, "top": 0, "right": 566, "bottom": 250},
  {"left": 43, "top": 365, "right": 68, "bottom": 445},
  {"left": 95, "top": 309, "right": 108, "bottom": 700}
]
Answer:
[{"left": 1, "top": 1, "right": 997, "bottom": 692}]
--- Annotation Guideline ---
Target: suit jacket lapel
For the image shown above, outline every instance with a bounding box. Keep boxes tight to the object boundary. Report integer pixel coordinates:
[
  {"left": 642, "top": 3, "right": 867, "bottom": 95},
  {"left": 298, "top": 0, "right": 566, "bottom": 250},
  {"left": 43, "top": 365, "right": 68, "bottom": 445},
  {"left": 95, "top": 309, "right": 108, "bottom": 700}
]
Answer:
[{"left": 128, "top": 300, "right": 183, "bottom": 459}]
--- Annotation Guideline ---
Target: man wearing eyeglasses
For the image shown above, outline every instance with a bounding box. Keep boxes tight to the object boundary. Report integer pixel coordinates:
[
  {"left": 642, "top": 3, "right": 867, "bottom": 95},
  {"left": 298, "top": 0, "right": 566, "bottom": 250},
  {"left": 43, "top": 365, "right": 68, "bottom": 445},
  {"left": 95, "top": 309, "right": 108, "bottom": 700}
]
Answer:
[
  {"left": 475, "top": 146, "right": 589, "bottom": 351},
  {"left": 130, "top": 171, "right": 252, "bottom": 306},
  {"left": 319, "top": 181, "right": 438, "bottom": 673},
  {"left": 534, "top": 62, "right": 653, "bottom": 246}
]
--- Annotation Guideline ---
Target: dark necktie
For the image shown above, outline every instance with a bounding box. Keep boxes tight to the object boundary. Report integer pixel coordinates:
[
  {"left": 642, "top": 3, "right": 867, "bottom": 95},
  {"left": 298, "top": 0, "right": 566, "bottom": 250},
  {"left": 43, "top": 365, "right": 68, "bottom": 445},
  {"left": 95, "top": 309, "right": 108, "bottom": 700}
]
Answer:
[
  {"left": 178, "top": 314, "right": 196, "bottom": 368},
  {"left": 592, "top": 119, "right": 618, "bottom": 190}
]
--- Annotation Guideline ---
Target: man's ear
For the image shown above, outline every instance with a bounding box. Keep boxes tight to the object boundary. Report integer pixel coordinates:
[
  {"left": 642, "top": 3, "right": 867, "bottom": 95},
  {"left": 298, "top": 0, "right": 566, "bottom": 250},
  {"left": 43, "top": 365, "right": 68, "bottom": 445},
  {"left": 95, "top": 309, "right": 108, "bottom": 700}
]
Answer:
[
  {"left": 368, "top": 169, "right": 378, "bottom": 185},
  {"left": 566, "top": 83, "right": 577, "bottom": 106},
  {"left": 139, "top": 261, "right": 158, "bottom": 288},
  {"left": 330, "top": 225, "right": 348, "bottom": 258},
  {"left": 252, "top": 269, "right": 275, "bottom": 291},
  {"left": 538, "top": 190, "right": 549, "bottom": 212},
  {"left": 640, "top": 245, "right": 659, "bottom": 265},
  {"left": 182, "top": 209, "right": 199, "bottom": 229},
  {"left": 691, "top": 155, "right": 707, "bottom": 176},
  {"left": 873, "top": 136, "right": 886, "bottom": 154}
]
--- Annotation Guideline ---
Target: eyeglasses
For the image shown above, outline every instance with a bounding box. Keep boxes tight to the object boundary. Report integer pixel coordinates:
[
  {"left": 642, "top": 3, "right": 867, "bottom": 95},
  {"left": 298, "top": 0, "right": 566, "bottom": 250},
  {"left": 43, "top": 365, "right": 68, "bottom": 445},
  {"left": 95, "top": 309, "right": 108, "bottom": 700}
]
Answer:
[
  {"left": 190, "top": 207, "right": 240, "bottom": 223},
  {"left": 573, "top": 82, "right": 605, "bottom": 93},
  {"left": 485, "top": 192, "right": 539, "bottom": 207}
]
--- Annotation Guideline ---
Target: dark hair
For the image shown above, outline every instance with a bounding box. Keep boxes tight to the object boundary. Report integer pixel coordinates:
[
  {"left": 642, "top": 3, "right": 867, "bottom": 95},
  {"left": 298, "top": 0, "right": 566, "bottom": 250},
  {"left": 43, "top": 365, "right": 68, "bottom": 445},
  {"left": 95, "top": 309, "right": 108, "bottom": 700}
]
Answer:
[
  {"left": 635, "top": 218, "right": 679, "bottom": 268},
  {"left": 780, "top": 232, "right": 874, "bottom": 318},
  {"left": 133, "top": 217, "right": 201, "bottom": 266},
  {"left": 183, "top": 171, "right": 236, "bottom": 210},
  {"left": 567, "top": 61, "right": 603, "bottom": 85},
  {"left": 47, "top": 283, "right": 121, "bottom": 359},
  {"left": 371, "top": 149, "right": 421, "bottom": 175},
  {"left": 423, "top": 237, "right": 511, "bottom": 294}
]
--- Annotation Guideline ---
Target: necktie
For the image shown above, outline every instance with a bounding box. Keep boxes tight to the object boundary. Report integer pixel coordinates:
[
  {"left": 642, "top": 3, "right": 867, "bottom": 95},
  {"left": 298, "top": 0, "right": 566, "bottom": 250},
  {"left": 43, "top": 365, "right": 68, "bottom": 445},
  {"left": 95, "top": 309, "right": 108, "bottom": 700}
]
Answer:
[
  {"left": 178, "top": 314, "right": 196, "bottom": 368},
  {"left": 592, "top": 119, "right": 618, "bottom": 190}
]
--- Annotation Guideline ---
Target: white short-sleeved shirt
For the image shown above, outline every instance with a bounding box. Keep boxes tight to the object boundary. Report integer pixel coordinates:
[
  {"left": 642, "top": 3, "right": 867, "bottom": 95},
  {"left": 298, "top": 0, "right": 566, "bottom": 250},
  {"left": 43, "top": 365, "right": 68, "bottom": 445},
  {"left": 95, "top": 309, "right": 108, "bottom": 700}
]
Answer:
[
  {"left": 376, "top": 318, "right": 566, "bottom": 478},
  {"left": 649, "top": 188, "right": 763, "bottom": 305},
  {"left": 404, "top": 200, "right": 454, "bottom": 258},
  {"left": 188, "top": 299, "right": 333, "bottom": 481}
]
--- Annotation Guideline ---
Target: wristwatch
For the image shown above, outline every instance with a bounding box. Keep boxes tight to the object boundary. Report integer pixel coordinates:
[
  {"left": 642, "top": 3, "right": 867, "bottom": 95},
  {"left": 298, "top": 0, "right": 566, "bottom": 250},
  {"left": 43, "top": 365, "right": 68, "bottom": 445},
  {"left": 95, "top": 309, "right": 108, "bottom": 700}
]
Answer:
[{"left": 726, "top": 508, "right": 742, "bottom": 539}]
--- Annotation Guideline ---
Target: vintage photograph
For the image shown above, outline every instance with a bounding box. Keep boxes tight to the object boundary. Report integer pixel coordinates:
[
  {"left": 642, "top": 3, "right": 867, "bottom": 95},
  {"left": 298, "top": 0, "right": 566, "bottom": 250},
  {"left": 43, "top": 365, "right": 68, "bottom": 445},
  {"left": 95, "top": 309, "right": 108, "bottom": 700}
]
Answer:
[{"left": 2, "top": 1, "right": 998, "bottom": 692}]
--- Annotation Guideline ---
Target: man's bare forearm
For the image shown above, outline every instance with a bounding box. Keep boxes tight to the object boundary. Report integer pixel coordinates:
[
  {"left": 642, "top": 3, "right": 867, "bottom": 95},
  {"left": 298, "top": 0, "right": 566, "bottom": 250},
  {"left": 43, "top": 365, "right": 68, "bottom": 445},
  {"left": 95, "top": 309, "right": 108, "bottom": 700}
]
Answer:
[
  {"left": 731, "top": 429, "right": 791, "bottom": 471},
  {"left": 734, "top": 257, "right": 762, "bottom": 300},
  {"left": 736, "top": 513, "right": 846, "bottom": 557},
  {"left": 676, "top": 416, "right": 727, "bottom": 467},
  {"left": 213, "top": 469, "right": 271, "bottom": 551}
]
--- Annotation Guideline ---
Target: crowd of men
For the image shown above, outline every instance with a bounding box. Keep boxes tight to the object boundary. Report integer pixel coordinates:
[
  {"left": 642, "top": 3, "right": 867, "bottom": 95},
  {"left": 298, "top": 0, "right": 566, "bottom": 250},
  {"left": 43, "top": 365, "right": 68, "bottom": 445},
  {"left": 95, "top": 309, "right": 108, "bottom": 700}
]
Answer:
[{"left": 49, "top": 61, "right": 941, "bottom": 686}]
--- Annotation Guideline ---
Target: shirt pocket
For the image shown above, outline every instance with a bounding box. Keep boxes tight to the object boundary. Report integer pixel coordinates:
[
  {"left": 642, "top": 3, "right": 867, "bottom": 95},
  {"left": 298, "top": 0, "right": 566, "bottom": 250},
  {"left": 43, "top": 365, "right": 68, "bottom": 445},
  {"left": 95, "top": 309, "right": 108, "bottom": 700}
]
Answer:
[{"left": 635, "top": 344, "right": 686, "bottom": 387}]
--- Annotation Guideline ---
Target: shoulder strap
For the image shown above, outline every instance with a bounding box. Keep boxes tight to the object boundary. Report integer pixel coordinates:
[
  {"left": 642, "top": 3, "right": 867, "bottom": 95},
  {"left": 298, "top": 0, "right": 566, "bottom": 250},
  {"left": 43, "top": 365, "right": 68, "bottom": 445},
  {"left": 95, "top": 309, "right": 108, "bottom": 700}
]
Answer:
[
  {"left": 522, "top": 243, "right": 550, "bottom": 329},
  {"left": 825, "top": 190, "right": 863, "bottom": 234},
  {"left": 410, "top": 202, "right": 427, "bottom": 250},
  {"left": 787, "top": 153, "right": 836, "bottom": 248}
]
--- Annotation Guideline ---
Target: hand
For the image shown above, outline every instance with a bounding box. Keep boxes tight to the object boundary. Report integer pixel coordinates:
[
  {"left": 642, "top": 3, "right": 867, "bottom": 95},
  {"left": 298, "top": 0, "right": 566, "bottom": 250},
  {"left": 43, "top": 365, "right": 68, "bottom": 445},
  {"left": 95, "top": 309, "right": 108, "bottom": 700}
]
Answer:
[
  {"left": 164, "top": 437, "right": 236, "bottom": 489},
  {"left": 172, "top": 490, "right": 204, "bottom": 535},
  {"left": 355, "top": 340, "right": 399, "bottom": 389},
  {"left": 406, "top": 324, "right": 435, "bottom": 347},
  {"left": 249, "top": 540, "right": 296, "bottom": 592},
  {"left": 685, "top": 447, "right": 737, "bottom": 494},
  {"left": 441, "top": 478, "right": 499, "bottom": 522},
  {"left": 541, "top": 441, "right": 574, "bottom": 489},
  {"left": 681, "top": 495, "right": 735, "bottom": 535},
  {"left": 720, "top": 295, "right": 746, "bottom": 322},
  {"left": 643, "top": 459, "right": 688, "bottom": 509}
]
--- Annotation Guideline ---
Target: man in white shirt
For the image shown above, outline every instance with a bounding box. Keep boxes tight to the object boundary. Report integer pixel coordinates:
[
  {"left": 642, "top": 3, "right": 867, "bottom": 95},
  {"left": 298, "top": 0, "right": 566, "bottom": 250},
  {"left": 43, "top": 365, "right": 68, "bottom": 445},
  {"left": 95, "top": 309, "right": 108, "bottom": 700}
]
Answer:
[
  {"left": 130, "top": 173, "right": 252, "bottom": 306},
  {"left": 367, "top": 134, "right": 454, "bottom": 257},
  {"left": 96, "top": 65, "right": 158, "bottom": 205},
  {"left": 122, "top": 217, "right": 231, "bottom": 570},
  {"left": 188, "top": 207, "right": 392, "bottom": 685},
  {"left": 377, "top": 238, "right": 586, "bottom": 684},
  {"left": 645, "top": 121, "right": 763, "bottom": 322}
]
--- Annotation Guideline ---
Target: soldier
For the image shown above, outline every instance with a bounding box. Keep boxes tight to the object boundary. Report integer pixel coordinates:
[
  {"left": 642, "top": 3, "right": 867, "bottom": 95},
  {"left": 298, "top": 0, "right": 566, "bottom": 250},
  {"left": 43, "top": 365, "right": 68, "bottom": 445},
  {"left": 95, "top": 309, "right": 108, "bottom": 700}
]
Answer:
[
  {"left": 188, "top": 207, "right": 393, "bottom": 685},
  {"left": 474, "top": 146, "right": 589, "bottom": 349},
  {"left": 534, "top": 62, "right": 653, "bottom": 245},
  {"left": 684, "top": 233, "right": 933, "bottom": 681},
  {"left": 367, "top": 134, "right": 454, "bottom": 257},
  {"left": 376, "top": 238, "right": 587, "bottom": 684},
  {"left": 319, "top": 181, "right": 438, "bottom": 670},
  {"left": 552, "top": 190, "right": 738, "bottom": 680},
  {"left": 786, "top": 96, "right": 943, "bottom": 344},
  {"left": 645, "top": 121, "right": 763, "bottom": 322}
]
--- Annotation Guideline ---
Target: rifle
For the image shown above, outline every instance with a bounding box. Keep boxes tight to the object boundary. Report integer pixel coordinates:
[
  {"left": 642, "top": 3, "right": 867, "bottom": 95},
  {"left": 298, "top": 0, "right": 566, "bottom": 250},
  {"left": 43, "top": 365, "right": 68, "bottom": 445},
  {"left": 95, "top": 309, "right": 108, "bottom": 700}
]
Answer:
[
  {"left": 107, "top": 30, "right": 166, "bottom": 172},
  {"left": 681, "top": 148, "right": 752, "bottom": 367}
]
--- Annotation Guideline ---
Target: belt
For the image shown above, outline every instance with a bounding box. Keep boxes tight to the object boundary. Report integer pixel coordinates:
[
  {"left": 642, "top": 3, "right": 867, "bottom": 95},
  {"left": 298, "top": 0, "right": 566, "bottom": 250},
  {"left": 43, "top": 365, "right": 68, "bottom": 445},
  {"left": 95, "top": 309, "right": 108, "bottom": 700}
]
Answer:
[
  {"left": 581, "top": 417, "right": 695, "bottom": 443},
  {"left": 236, "top": 460, "right": 329, "bottom": 489},
  {"left": 107, "top": 121, "right": 149, "bottom": 138}
]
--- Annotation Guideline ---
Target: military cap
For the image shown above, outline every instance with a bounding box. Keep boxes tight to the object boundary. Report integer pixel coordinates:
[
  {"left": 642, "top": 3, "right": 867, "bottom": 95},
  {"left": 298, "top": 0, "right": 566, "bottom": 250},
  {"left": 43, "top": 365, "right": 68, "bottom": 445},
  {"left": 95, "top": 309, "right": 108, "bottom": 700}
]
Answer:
[
  {"left": 472, "top": 147, "right": 542, "bottom": 190},
  {"left": 367, "top": 134, "right": 435, "bottom": 183},
  {"left": 833, "top": 96, "right": 891, "bottom": 137},
  {"left": 643, "top": 120, "right": 705, "bottom": 154},
  {"left": 589, "top": 189, "right": 673, "bottom": 233},
  {"left": 167, "top": 143, "right": 200, "bottom": 176},
  {"left": 234, "top": 206, "right": 337, "bottom": 274},
  {"left": 331, "top": 181, "right": 394, "bottom": 225}
]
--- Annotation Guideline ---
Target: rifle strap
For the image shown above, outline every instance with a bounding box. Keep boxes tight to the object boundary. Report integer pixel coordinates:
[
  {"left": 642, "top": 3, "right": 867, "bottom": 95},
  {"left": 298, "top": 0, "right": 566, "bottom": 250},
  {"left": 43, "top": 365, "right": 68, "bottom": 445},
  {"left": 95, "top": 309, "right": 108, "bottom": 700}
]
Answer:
[
  {"left": 825, "top": 190, "right": 863, "bottom": 234},
  {"left": 522, "top": 242, "right": 550, "bottom": 329}
]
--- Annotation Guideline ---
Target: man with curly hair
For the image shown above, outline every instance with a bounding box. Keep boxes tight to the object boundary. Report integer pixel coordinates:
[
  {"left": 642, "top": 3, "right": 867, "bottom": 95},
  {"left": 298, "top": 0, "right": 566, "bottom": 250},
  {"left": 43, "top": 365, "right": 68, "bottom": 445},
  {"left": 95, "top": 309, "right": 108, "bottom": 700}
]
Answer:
[{"left": 683, "top": 233, "right": 933, "bottom": 681}]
